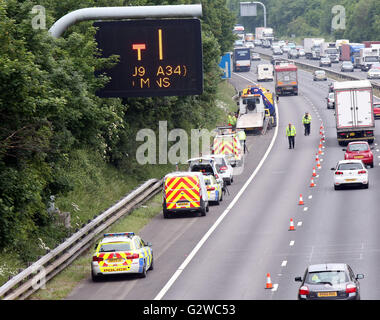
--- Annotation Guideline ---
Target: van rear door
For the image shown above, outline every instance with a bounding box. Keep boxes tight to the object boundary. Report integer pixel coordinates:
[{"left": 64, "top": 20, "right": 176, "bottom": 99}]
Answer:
[{"left": 164, "top": 175, "right": 201, "bottom": 210}]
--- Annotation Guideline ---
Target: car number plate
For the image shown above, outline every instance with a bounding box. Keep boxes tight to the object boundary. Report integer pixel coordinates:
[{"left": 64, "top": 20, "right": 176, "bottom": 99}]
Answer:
[
  {"left": 345, "top": 178, "right": 357, "bottom": 182},
  {"left": 317, "top": 292, "right": 337, "bottom": 297},
  {"left": 176, "top": 202, "right": 190, "bottom": 208},
  {"left": 354, "top": 156, "right": 363, "bottom": 159},
  {"left": 107, "top": 258, "right": 123, "bottom": 263}
]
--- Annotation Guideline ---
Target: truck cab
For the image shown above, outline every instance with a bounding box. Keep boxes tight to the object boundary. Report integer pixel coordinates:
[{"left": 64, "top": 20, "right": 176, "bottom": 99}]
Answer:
[
  {"left": 359, "top": 48, "right": 379, "bottom": 71},
  {"left": 324, "top": 44, "right": 340, "bottom": 63}
]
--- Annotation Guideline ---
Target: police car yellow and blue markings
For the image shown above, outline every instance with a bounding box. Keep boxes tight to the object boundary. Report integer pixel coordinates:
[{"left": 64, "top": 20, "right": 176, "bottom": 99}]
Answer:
[
  {"left": 204, "top": 176, "right": 221, "bottom": 202},
  {"left": 94, "top": 232, "right": 152, "bottom": 274}
]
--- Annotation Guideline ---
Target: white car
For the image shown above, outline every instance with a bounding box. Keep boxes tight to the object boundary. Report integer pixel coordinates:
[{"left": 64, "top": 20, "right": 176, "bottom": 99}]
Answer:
[
  {"left": 188, "top": 156, "right": 224, "bottom": 189},
  {"left": 210, "top": 154, "right": 234, "bottom": 185},
  {"left": 331, "top": 160, "right": 369, "bottom": 190},
  {"left": 326, "top": 92, "right": 335, "bottom": 109},
  {"left": 91, "top": 232, "right": 153, "bottom": 281},
  {"left": 367, "top": 68, "right": 380, "bottom": 79},
  {"left": 282, "top": 45, "right": 291, "bottom": 53},
  {"left": 245, "top": 41, "right": 254, "bottom": 48}
]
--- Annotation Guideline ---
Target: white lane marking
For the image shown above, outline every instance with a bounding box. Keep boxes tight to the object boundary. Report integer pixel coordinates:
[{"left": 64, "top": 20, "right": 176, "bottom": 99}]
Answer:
[
  {"left": 308, "top": 195, "right": 312, "bottom": 199},
  {"left": 297, "top": 221, "right": 303, "bottom": 227},
  {"left": 271, "top": 283, "right": 279, "bottom": 292},
  {"left": 154, "top": 84, "right": 280, "bottom": 300},
  {"left": 304, "top": 207, "right": 308, "bottom": 212},
  {"left": 290, "top": 240, "right": 295, "bottom": 246},
  {"left": 281, "top": 260, "right": 287, "bottom": 267}
]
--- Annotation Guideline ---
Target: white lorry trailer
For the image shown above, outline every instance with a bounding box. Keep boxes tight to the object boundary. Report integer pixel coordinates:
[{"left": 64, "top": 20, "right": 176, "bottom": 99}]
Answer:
[
  {"left": 257, "top": 64, "right": 274, "bottom": 82},
  {"left": 334, "top": 80, "right": 375, "bottom": 145},
  {"left": 304, "top": 38, "right": 325, "bottom": 60}
]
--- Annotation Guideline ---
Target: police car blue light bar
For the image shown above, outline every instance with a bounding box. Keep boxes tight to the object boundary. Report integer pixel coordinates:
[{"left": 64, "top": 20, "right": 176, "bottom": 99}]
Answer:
[{"left": 104, "top": 232, "right": 135, "bottom": 237}]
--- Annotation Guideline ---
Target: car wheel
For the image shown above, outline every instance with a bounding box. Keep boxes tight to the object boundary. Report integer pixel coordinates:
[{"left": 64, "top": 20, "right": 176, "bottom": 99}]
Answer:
[
  {"left": 139, "top": 261, "right": 147, "bottom": 278},
  {"left": 92, "top": 271, "right": 101, "bottom": 282},
  {"left": 334, "top": 185, "right": 340, "bottom": 190},
  {"left": 199, "top": 201, "right": 207, "bottom": 216},
  {"left": 149, "top": 255, "right": 154, "bottom": 271}
]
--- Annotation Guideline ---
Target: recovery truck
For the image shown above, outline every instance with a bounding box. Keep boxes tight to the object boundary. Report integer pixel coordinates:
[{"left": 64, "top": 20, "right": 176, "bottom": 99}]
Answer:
[
  {"left": 334, "top": 80, "right": 375, "bottom": 145},
  {"left": 236, "top": 85, "right": 277, "bottom": 133},
  {"left": 274, "top": 63, "right": 298, "bottom": 96}
]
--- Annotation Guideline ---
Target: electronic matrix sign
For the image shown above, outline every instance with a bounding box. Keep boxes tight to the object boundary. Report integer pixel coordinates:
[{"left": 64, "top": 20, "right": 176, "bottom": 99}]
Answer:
[{"left": 94, "top": 19, "right": 203, "bottom": 98}]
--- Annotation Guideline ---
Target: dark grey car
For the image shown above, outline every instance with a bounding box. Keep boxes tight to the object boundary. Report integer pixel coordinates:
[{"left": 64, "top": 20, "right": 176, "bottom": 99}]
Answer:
[{"left": 295, "top": 263, "right": 364, "bottom": 300}]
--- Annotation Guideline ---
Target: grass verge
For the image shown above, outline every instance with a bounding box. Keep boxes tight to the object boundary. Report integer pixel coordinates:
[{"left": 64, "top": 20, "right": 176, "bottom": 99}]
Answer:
[{"left": 29, "top": 194, "right": 162, "bottom": 300}]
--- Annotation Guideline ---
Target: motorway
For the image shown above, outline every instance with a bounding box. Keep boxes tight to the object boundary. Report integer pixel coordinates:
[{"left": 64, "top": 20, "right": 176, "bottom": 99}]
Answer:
[
  {"left": 67, "top": 56, "right": 380, "bottom": 300},
  {"left": 254, "top": 46, "right": 380, "bottom": 87}
]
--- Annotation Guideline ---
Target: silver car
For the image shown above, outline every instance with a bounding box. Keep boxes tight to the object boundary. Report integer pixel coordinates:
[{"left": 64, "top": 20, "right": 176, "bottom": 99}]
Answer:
[
  {"left": 367, "top": 68, "right": 380, "bottom": 79},
  {"left": 341, "top": 61, "right": 354, "bottom": 72},
  {"left": 313, "top": 70, "right": 327, "bottom": 81},
  {"left": 326, "top": 92, "right": 335, "bottom": 109},
  {"left": 319, "top": 57, "right": 331, "bottom": 67}
]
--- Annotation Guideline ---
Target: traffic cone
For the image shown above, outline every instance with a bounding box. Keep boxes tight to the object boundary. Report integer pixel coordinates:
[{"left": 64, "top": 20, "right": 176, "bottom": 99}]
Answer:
[
  {"left": 266, "top": 273, "right": 273, "bottom": 289},
  {"left": 318, "top": 145, "right": 322, "bottom": 155},
  {"left": 289, "top": 219, "right": 296, "bottom": 231},
  {"left": 315, "top": 153, "right": 319, "bottom": 162},
  {"left": 310, "top": 177, "right": 316, "bottom": 187},
  {"left": 298, "top": 194, "right": 304, "bottom": 205},
  {"left": 317, "top": 158, "right": 321, "bottom": 169},
  {"left": 312, "top": 167, "right": 317, "bottom": 177}
]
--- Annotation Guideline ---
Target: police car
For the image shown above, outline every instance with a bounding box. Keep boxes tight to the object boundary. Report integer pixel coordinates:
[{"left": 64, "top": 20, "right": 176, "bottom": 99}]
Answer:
[
  {"left": 203, "top": 174, "right": 223, "bottom": 205},
  {"left": 91, "top": 232, "right": 153, "bottom": 281}
]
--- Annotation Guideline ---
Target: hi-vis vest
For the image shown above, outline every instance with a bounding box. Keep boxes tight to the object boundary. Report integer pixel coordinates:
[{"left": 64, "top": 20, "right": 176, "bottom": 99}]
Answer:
[
  {"left": 302, "top": 114, "right": 311, "bottom": 124},
  {"left": 237, "top": 130, "right": 246, "bottom": 141},
  {"left": 286, "top": 125, "right": 296, "bottom": 136}
]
